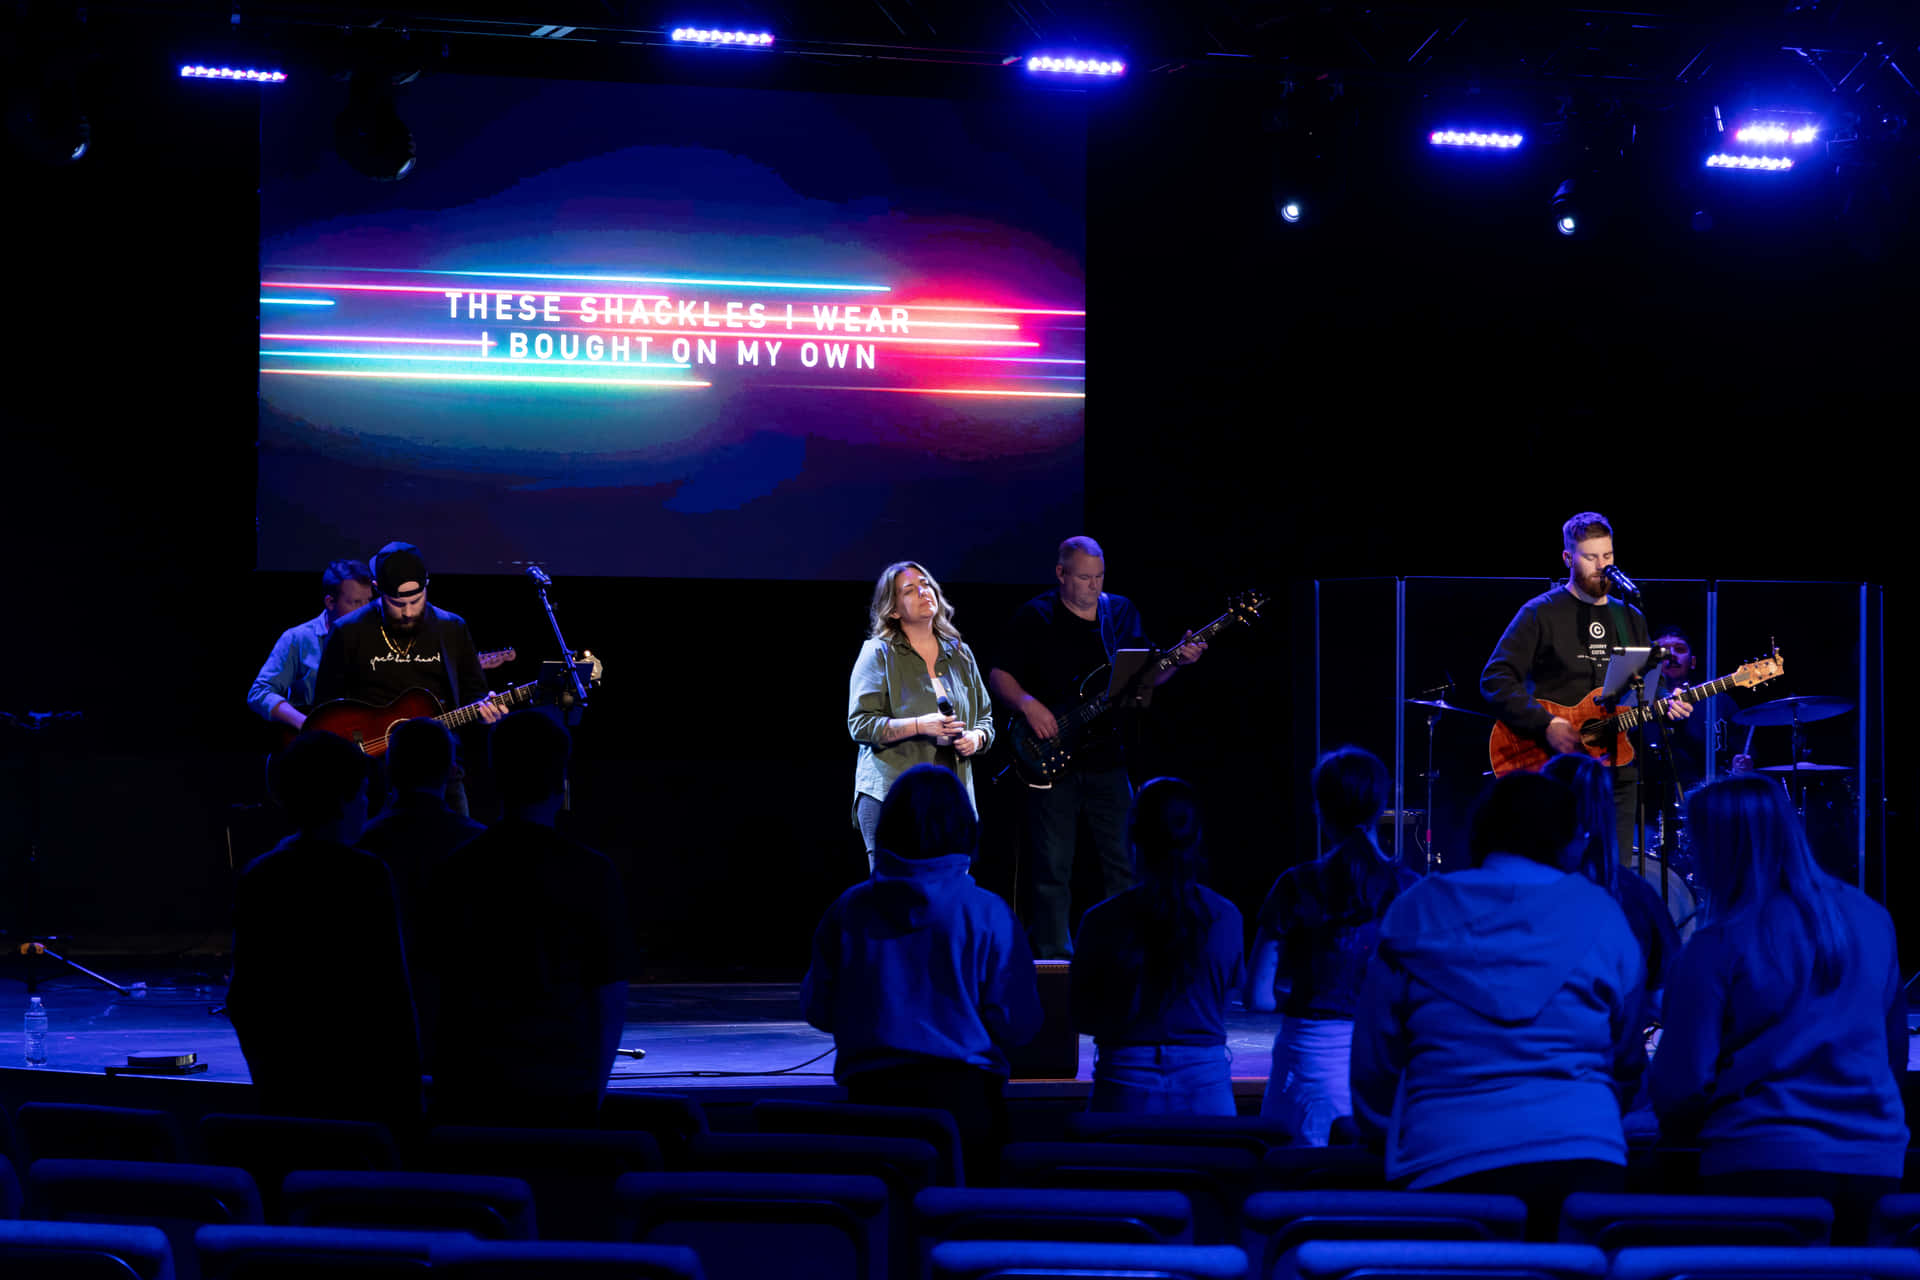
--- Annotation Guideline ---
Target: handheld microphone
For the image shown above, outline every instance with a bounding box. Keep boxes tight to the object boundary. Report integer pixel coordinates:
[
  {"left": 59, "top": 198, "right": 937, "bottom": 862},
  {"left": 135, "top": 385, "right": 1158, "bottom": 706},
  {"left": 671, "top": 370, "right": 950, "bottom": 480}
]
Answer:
[
  {"left": 526, "top": 565, "right": 552, "bottom": 587},
  {"left": 1602, "top": 565, "right": 1642, "bottom": 600}
]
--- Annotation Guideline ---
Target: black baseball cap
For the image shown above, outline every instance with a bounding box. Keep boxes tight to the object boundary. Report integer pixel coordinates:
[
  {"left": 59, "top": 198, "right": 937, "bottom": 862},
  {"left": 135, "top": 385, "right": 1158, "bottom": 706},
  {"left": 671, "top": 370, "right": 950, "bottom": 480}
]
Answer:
[{"left": 372, "top": 542, "right": 428, "bottom": 596}]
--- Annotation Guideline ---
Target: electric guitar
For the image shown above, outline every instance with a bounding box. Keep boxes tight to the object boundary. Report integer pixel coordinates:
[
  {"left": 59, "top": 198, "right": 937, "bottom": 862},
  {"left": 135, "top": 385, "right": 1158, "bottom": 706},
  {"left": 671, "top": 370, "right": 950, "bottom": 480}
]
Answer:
[
  {"left": 478, "top": 646, "right": 517, "bottom": 671},
  {"left": 1488, "top": 647, "right": 1783, "bottom": 777},
  {"left": 998, "top": 590, "right": 1268, "bottom": 787},
  {"left": 295, "top": 650, "right": 603, "bottom": 756}
]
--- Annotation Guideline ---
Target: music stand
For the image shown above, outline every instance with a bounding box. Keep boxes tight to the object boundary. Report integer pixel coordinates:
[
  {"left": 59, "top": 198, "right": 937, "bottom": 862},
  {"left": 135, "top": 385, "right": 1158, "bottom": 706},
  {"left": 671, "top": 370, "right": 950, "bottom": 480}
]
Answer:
[{"left": 1106, "top": 650, "right": 1157, "bottom": 710}]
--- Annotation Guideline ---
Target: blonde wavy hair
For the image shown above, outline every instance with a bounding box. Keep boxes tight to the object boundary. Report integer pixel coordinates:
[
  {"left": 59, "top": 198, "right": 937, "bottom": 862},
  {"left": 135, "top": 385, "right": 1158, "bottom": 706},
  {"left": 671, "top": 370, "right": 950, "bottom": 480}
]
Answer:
[{"left": 868, "top": 560, "right": 963, "bottom": 644}]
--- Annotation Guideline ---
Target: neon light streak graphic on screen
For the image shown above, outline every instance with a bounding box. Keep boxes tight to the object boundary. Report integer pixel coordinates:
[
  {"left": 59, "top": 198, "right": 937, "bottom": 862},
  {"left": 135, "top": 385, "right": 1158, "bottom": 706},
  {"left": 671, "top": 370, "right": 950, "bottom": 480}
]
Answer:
[{"left": 260, "top": 265, "right": 1084, "bottom": 401}]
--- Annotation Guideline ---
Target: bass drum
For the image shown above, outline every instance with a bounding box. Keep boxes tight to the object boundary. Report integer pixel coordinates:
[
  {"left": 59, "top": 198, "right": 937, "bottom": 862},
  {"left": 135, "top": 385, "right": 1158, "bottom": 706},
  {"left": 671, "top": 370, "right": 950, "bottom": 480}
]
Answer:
[{"left": 1631, "top": 854, "right": 1700, "bottom": 942}]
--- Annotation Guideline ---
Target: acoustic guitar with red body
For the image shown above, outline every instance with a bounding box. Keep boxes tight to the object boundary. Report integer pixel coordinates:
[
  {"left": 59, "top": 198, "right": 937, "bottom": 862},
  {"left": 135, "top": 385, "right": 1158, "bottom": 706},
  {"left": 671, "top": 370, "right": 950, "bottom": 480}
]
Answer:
[
  {"left": 289, "top": 649, "right": 600, "bottom": 756},
  {"left": 1488, "top": 648, "right": 1783, "bottom": 777}
]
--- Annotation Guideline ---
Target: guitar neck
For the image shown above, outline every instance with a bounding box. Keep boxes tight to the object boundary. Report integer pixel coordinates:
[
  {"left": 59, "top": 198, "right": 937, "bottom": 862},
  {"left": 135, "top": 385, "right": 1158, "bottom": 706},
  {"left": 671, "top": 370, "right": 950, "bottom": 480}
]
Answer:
[
  {"left": 1617, "top": 670, "right": 1740, "bottom": 729},
  {"left": 435, "top": 681, "right": 537, "bottom": 730},
  {"left": 1057, "top": 607, "right": 1246, "bottom": 732}
]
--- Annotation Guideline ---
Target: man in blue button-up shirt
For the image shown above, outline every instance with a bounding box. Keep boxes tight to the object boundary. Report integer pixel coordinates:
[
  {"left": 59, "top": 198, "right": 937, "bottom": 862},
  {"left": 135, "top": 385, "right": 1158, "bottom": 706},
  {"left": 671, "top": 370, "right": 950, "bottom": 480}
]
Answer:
[{"left": 248, "top": 559, "right": 374, "bottom": 731}]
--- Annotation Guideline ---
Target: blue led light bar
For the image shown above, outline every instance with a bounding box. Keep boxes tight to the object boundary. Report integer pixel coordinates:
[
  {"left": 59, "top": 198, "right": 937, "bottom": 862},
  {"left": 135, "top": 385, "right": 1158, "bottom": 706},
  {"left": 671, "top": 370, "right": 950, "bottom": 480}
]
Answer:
[
  {"left": 1735, "top": 123, "right": 1818, "bottom": 145},
  {"left": 671, "top": 28, "right": 774, "bottom": 45},
  {"left": 1705, "top": 153, "right": 1794, "bottom": 171},
  {"left": 1025, "top": 55, "right": 1126, "bottom": 77},
  {"left": 1430, "top": 130, "right": 1524, "bottom": 149},
  {"left": 181, "top": 64, "right": 287, "bottom": 82}
]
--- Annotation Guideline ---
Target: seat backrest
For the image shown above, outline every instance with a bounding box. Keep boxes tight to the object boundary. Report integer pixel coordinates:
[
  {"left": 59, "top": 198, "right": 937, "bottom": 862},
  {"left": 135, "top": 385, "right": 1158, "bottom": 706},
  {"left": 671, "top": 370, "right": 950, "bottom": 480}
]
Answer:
[
  {"left": 755, "top": 1100, "right": 964, "bottom": 1186},
  {"left": 1608, "top": 1246, "right": 1920, "bottom": 1280},
  {"left": 600, "top": 1093, "right": 709, "bottom": 1168},
  {"left": 928, "top": 1240, "right": 1250, "bottom": 1280},
  {"left": 0, "top": 1153, "right": 20, "bottom": 1219},
  {"left": 615, "top": 1170, "right": 888, "bottom": 1280},
  {"left": 28, "top": 1159, "right": 264, "bottom": 1227},
  {"left": 17, "top": 1103, "right": 188, "bottom": 1164},
  {"left": 281, "top": 1171, "right": 537, "bottom": 1241},
  {"left": 1286, "top": 1238, "right": 1609, "bottom": 1280},
  {"left": 194, "top": 1224, "right": 472, "bottom": 1280},
  {"left": 1258, "top": 1147, "right": 1389, "bottom": 1192},
  {"left": 1623, "top": 1147, "right": 1703, "bottom": 1197},
  {"left": 1066, "top": 1113, "right": 1294, "bottom": 1157},
  {"left": 431, "top": 1239, "right": 705, "bottom": 1278},
  {"left": 916, "top": 1187, "right": 1194, "bottom": 1245},
  {"left": 1000, "top": 1142, "right": 1260, "bottom": 1245},
  {"left": 426, "top": 1126, "right": 664, "bottom": 1242},
  {"left": 1868, "top": 1194, "right": 1920, "bottom": 1247},
  {"left": 1243, "top": 1191, "right": 1528, "bottom": 1277},
  {"left": 0, "top": 1218, "right": 175, "bottom": 1280},
  {"left": 199, "top": 1114, "right": 400, "bottom": 1219},
  {"left": 1559, "top": 1194, "right": 1834, "bottom": 1249}
]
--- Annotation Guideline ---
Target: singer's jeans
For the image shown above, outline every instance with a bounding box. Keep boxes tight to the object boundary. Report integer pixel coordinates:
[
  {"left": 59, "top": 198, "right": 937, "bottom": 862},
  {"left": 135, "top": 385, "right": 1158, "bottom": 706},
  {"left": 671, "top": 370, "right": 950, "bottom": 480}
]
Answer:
[{"left": 1022, "top": 764, "right": 1134, "bottom": 960}]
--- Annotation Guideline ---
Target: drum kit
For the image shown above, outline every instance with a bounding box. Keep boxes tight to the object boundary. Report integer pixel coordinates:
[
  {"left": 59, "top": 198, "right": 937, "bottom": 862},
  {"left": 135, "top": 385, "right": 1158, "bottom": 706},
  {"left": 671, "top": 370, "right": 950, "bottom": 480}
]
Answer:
[{"left": 1400, "top": 690, "right": 1858, "bottom": 928}]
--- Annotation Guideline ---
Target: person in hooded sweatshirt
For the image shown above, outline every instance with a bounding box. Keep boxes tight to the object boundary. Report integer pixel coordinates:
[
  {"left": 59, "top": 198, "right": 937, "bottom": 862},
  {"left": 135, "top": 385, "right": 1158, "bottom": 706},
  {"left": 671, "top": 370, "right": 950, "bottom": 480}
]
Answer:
[
  {"left": 1072, "top": 776, "right": 1244, "bottom": 1115},
  {"left": 1650, "top": 774, "right": 1908, "bottom": 1245},
  {"left": 803, "top": 763, "right": 1042, "bottom": 1185},
  {"left": 1350, "top": 770, "right": 1645, "bottom": 1239}
]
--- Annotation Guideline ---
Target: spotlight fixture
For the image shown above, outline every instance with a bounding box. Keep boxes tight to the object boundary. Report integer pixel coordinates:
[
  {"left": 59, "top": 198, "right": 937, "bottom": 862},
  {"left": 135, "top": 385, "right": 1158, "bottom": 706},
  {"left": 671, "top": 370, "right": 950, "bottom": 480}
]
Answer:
[
  {"left": 181, "top": 64, "right": 287, "bottom": 82},
  {"left": 1549, "top": 179, "right": 1581, "bottom": 236},
  {"left": 1430, "top": 129, "right": 1524, "bottom": 149},
  {"left": 1025, "top": 55, "right": 1126, "bottom": 77},
  {"left": 671, "top": 28, "right": 774, "bottom": 45},
  {"left": 335, "top": 72, "right": 416, "bottom": 181},
  {"left": 1705, "top": 153, "right": 1794, "bottom": 171},
  {"left": 1278, "top": 199, "right": 1303, "bottom": 224},
  {"left": 6, "top": 56, "right": 91, "bottom": 166}
]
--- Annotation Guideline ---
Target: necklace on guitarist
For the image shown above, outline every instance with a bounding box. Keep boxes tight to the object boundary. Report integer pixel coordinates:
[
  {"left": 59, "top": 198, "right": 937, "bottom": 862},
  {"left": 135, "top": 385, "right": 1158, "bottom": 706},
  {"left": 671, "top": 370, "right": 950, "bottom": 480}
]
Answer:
[{"left": 379, "top": 616, "right": 422, "bottom": 657}]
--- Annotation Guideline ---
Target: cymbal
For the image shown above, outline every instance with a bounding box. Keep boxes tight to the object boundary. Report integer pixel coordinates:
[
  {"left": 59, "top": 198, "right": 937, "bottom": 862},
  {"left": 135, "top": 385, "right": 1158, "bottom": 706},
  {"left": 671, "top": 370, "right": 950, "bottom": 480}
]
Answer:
[
  {"left": 1407, "top": 698, "right": 1492, "bottom": 718},
  {"left": 1732, "top": 695, "right": 1855, "bottom": 727},
  {"left": 1755, "top": 762, "right": 1851, "bottom": 775}
]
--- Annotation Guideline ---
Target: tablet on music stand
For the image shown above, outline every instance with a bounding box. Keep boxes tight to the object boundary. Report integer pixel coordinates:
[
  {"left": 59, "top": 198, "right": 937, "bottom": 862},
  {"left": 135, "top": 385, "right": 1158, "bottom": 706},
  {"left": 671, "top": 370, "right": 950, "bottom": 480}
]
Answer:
[
  {"left": 1601, "top": 647, "right": 1656, "bottom": 706},
  {"left": 1107, "top": 649, "right": 1156, "bottom": 710}
]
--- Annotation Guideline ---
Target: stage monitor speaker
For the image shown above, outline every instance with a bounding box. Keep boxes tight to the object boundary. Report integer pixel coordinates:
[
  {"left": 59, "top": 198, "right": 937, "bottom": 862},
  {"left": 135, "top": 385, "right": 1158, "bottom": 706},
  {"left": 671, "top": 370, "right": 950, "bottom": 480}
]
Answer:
[{"left": 1008, "top": 959, "right": 1078, "bottom": 1080}]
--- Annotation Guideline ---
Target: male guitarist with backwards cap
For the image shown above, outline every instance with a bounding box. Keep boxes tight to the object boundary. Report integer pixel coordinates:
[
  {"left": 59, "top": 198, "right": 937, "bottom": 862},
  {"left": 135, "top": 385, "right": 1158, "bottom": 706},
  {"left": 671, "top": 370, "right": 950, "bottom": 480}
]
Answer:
[
  {"left": 1481, "top": 512, "right": 1690, "bottom": 867},
  {"left": 988, "top": 536, "right": 1207, "bottom": 960},
  {"left": 315, "top": 542, "right": 506, "bottom": 811}
]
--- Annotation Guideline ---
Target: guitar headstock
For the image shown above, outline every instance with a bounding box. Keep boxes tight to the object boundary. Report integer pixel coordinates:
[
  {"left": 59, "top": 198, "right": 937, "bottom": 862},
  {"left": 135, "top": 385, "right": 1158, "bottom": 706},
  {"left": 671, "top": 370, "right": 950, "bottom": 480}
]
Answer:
[
  {"left": 1228, "top": 589, "right": 1269, "bottom": 625},
  {"left": 478, "top": 646, "right": 517, "bottom": 671},
  {"left": 577, "top": 649, "right": 605, "bottom": 686},
  {"left": 1733, "top": 646, "right": 1784, "bottom": 689}
]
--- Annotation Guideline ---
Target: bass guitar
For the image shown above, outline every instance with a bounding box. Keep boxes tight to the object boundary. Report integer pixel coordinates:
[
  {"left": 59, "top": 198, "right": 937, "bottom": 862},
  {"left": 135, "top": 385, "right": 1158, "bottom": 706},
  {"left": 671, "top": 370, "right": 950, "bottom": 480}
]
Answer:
[
  {"left": 998, "top": 590, "right": 1267, "bottom": 787},
  {"left": 1488, "top": 647, "right": 1783, "bottom": 777},
  {"left": 296, "top": 651, "right": 603, "bottom": 756}
]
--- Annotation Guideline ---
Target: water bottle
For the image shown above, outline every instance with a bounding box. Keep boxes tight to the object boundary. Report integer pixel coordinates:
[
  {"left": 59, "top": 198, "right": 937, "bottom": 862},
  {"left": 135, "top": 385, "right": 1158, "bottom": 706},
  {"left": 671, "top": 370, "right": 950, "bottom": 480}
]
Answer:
[{"left": 24, "top": 996, "right": 48, "bottom": 1066}]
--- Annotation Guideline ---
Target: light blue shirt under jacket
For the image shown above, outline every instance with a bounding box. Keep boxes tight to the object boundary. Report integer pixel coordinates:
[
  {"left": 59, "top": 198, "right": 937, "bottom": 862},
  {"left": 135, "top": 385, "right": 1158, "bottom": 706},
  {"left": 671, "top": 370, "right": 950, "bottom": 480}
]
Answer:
[{"left": 248, "top": 610, "right": 332, "bottom": 721}]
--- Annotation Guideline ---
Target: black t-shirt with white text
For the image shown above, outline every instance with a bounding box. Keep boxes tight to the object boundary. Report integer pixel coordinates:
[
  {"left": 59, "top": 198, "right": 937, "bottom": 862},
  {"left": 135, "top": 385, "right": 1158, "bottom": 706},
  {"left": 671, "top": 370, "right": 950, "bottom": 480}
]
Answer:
[{"left": 314, "top": 603, "right": 489, "bottom": 714}]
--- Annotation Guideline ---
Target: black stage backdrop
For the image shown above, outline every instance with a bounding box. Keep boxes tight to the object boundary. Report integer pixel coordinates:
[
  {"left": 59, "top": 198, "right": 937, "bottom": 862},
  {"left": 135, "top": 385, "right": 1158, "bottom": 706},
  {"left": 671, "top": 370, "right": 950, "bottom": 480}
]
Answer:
[{"left": 1, "top": 56, "right": 1910, "bottom": 975}]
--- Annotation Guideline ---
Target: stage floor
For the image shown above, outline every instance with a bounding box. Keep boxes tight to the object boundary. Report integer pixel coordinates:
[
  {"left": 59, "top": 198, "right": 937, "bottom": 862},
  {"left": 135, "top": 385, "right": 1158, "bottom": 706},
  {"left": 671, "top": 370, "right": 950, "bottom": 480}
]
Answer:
[{"left": 5, "top": 973, "right": 1282, "bottom": 1097}]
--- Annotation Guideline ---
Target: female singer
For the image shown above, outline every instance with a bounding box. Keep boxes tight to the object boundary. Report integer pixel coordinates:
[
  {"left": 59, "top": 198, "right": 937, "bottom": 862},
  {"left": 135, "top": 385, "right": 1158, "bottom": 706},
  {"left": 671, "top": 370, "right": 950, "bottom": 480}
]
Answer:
[{"left": 847, "top": 562, "right": 994, "bottom": 865}]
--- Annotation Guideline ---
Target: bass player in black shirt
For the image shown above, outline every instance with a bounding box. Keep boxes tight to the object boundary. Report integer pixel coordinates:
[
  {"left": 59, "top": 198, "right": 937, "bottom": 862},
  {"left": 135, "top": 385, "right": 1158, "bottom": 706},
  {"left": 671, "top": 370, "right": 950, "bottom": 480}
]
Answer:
[{"left": 1481, "top": 512, "right": 1691, "bottom": 865}]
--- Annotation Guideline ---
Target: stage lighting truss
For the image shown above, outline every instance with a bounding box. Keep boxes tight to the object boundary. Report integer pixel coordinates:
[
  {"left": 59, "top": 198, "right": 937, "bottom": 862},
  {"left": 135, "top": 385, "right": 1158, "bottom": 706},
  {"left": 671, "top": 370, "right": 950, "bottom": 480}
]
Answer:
[
  {"left": 181, "top": 64, "right": 288, "bottom": 82},
  {"left": 1025, "top": 55, "right": 1126, "bottom": 77},
  {"left": 1429, "top": 129, "right": 1524, "bottom": 149},
  {"left": 670, "top": 28, "right": 775, "bottom": 46}
]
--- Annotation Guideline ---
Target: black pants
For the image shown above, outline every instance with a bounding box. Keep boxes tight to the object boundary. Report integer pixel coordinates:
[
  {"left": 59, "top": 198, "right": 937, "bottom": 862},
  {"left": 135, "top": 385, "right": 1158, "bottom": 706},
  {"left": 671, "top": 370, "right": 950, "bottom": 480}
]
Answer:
[
  {"left": 1614, "top": 770, "right": 1641, "bottom": 866},
  {"left": 845, "top": 1062, "right": 1007, "bottom": 1187},
  {"left": 1022, "top": 764, "right": 1134, "bottom": 959},
  {"left": 1427, "top": 1159, "right": 1626, "bottom": 1241},
  {"left": 1704, "top": 1170, "right": 1903, "bottom": 1246}
]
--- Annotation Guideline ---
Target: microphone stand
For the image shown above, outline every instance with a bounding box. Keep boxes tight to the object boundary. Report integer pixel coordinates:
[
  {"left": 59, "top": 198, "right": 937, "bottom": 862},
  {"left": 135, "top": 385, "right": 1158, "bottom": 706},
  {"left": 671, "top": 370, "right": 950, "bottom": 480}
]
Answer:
[{"left": 528, "top": 568, "right": 589, "bottom": 719}]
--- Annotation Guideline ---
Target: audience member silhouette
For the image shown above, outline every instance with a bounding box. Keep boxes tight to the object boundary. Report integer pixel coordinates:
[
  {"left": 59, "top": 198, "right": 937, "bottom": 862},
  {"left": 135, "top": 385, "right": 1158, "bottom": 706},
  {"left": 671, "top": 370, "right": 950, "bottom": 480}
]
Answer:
[
  {"left": 1351, "top": 770, "right": 1644, "bottom": 1238},
  {"left": 357, "top": 716, "right": 485, "bottom": 1061},
  {"left": 1249, "top": 746, "right": 1420, "bottom": 1143},
  {"left": 802, "top": 763, "right": 1041, "bottom": 1184},
  {"left": 1650, "top": 773, "right": 1909, "bottom": 1244},
  {"left": 1071, "top": 777, "right": 1243, "bottom": 1116},
  {"left": 228, "top": 730, "right": 422, "bottom": 1131},
  {"left": 422, "top": 710, "right": 632, "bottom": 1127}
]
